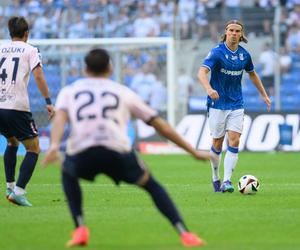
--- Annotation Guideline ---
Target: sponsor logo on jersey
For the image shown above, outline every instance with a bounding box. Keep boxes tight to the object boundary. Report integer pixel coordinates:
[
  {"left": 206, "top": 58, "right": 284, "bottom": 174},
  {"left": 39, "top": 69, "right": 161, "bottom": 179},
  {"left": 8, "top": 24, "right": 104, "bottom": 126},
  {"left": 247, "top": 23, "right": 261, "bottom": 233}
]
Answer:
[{"left": 220, "top": 68, "right": 243, "bottom": 76}]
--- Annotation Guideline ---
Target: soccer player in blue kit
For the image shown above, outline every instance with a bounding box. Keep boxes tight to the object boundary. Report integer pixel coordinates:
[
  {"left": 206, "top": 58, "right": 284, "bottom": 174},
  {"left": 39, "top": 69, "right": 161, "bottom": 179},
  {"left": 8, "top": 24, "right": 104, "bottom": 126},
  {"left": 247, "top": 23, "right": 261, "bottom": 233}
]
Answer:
[{"left": 198, "top": 20, "right": 271, "bottom": 193}]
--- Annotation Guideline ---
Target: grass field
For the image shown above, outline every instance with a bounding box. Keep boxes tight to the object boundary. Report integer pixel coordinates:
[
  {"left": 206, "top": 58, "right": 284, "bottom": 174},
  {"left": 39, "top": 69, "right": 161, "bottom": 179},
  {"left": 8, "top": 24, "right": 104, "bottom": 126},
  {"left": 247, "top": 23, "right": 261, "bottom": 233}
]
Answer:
[{"left": 0, "top": 152, "right": 299, "bottom": 250}]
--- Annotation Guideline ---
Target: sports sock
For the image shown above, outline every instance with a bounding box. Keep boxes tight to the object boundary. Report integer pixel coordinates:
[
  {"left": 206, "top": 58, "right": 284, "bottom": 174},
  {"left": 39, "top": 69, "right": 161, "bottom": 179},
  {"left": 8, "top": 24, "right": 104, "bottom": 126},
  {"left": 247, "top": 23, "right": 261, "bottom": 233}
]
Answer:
[
  {"left": 142, "top": 175, "right": 188, "bottom": 234},
  {"left": 62, "top": 171, "right": 83, "bottom": 228},
  {"left": 7, "top": 182, "right": 16, "bottom": 190},
  {"left": 14, "top": 186, "right": 26, "bottom": 195},
  {"left": 223, "top": 146, "right": 238, "bottom": 182},
  {"left": 210, "top": 146, "right": 221, "bottom": 182},
  {"left": 16, "top": 152, "right": 38, "bottom": 189},
  {"left": 4, "top": 145, "right": 18, "bottom": 182}
]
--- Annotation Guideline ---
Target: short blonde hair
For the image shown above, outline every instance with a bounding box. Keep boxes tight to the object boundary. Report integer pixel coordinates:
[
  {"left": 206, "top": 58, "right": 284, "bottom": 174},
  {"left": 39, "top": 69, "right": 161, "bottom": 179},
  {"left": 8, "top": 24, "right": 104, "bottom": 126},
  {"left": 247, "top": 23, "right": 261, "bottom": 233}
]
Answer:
[{"left": 220, "top": 20, "right": 248, "bottom": 43}]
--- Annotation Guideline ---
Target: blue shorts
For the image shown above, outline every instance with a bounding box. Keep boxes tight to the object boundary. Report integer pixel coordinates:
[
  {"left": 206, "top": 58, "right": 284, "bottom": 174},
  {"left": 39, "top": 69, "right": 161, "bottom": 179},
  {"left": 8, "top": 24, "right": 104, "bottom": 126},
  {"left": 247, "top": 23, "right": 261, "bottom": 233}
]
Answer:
[
  {"left": 0, "top": 109, "right": 38, "bottom": 141},
  {"left": 63, "top": 146, "right": 148, "bottom": 184}
]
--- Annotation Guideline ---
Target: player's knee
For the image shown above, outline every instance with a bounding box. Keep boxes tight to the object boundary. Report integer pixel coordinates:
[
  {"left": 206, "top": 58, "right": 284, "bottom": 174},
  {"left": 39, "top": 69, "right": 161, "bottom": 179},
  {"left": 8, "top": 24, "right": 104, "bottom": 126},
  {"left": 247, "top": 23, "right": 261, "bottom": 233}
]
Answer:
[
  {"left": 23, "top": 137, "right": 41, "bottom": 154},
  {"left": 213, "top": 139, "right": 223, "bottom": 151},
  {"left": 27, "top": 144, "right": 40, "bottom": 154},
  {"left": 7, "top": 137, "right": 19, "bottom": 147},
  {"left": 229, "top": 138, "right": 240, "bottom": 148},
  {"left": 136, "top": 171, "right": 151, "bottom": 187}
]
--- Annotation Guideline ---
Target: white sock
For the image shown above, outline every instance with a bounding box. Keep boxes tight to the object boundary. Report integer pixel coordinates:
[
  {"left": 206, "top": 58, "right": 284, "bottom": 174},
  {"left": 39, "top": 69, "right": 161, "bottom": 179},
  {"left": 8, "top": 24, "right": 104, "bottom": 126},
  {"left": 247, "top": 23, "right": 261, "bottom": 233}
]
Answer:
[
  {"left": 14, "top": 186, "right": 26, "bottom": 196},
  {"left": 210, "top": 148, "right": 221, "bottom": 181},
  {"left": 223, "top": 149, "right": 238, "bottom": 182},
  {"left": 7, "top": 182, "right": 16, "bottom": 190}
]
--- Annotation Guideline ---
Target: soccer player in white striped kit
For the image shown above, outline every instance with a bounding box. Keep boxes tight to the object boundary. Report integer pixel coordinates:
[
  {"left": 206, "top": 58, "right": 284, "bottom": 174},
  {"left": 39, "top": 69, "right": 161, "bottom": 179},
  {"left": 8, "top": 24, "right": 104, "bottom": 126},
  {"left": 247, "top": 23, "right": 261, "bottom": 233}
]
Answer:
[
  {"left": 43, "top": 48, "right": 212, "bottom": 247},
  {"left": 0, "top": 16, "right": 55, "bottom": 206},
  {"left": 198, "top": 20, "right": 271, "bottom": 193}
]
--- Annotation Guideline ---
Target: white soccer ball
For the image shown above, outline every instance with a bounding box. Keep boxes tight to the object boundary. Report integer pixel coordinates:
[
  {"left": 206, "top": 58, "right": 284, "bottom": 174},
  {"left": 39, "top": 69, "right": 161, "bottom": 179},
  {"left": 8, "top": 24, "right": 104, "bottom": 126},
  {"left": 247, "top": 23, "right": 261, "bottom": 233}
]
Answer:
[{"left": 238, "top": 175, "right": 260, "bottom": 195}]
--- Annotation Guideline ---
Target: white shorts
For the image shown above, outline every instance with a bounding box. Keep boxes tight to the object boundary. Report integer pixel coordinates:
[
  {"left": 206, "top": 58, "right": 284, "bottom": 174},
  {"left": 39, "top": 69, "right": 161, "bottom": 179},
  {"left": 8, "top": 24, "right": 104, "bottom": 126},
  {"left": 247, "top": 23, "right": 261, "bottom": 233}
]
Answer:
[{"left": 208, "top": 108, "right": 244, "bottom": 139}]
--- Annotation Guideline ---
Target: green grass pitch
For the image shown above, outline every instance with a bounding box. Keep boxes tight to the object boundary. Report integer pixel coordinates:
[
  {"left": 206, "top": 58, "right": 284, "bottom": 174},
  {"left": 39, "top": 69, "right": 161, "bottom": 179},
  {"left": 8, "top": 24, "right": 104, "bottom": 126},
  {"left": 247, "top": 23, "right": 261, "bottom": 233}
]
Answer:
[{"left": 0, "top": 152, "right": 299, "bottom": 250}]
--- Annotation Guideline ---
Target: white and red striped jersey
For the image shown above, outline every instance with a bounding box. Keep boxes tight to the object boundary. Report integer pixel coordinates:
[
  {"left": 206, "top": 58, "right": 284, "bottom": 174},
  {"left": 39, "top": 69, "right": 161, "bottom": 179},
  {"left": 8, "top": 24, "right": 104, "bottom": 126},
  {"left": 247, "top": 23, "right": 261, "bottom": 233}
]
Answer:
[
  {"left": 0, "top": 41, "right": 42, "bottom": 112},
  {"left": 56, "top": 77, "right": 158, "bottom": 155}
]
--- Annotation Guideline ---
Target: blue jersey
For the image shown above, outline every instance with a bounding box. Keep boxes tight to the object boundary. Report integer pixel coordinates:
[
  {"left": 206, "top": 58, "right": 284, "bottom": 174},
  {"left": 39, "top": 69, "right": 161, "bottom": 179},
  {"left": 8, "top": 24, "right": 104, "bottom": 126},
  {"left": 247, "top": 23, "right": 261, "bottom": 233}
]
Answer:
[{"left": 202, "top": 42, "right": 254, "bottom": 110}]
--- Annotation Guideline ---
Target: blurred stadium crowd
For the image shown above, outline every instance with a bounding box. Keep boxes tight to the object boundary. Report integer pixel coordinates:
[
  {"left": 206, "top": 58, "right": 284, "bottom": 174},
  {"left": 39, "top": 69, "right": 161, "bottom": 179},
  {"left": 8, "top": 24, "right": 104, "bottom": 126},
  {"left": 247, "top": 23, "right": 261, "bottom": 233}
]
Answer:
[
  {"left": 0, "top": 0, "right": 300, "bottom": 120},
  {"left": 1, "top": 0, "right": 300, "bottom": 41}
]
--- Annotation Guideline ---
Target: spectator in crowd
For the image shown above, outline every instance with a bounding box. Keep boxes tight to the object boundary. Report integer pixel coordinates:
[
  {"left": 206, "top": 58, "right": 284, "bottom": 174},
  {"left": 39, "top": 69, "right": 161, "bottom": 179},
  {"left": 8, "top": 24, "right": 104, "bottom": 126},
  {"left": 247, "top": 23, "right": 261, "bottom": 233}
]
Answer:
[
  {"left": 68, "top": 13, "right": 87, "bottom": 38},
  {"left": 194, "top": 0, "right": 208, "bottom": 41},
  {"left": 149, "top": 79, "right": 167, "bottom": 113},
  {"left": 286, "top": 0, "right": 300, "bottom": 9},
  {"left": 178, "top": 0, "right": 196, "bottom": 39},
  {"left": 132, "top": 9, "right": 160, "bottom": 37},
  {"left": 177, "top": 68, "right": 194, "bottom": 110},
  {"left": 130, "top": 63, "right": 157, "bottom": 104},
  {"left": 279, "top": 7, "right": 290, "bottom": 46},
  {"left": 287, "top": 3, "right": 300, "bottom": 26},
  {"left": 285, "top": 23, "right": 300, "bottom": 52},
  {"left": 259, "top": 42, "right": 276, "bottom": 96},
  {"left": 254, "top": 0, "right": 276, "bottom": 35},
  {"left": 279, "top": 47, "right": 292, "bottom": 73},
  {"left": 222, "top": 0, "right": 241, "bottom": 22},
  {"left": 202, "top": 0, "right": 222, "bottom": 41},
  {"left": 32, "top": 10, "right": 58, "bottom": 39}
]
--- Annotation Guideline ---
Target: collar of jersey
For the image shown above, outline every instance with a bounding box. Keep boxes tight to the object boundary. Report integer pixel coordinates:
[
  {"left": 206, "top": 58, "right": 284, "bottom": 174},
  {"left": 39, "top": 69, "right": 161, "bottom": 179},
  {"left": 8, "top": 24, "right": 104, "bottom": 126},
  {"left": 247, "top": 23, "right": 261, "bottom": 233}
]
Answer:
[{"left": 223, "top": 42, "right": 238, "bottom": 54}]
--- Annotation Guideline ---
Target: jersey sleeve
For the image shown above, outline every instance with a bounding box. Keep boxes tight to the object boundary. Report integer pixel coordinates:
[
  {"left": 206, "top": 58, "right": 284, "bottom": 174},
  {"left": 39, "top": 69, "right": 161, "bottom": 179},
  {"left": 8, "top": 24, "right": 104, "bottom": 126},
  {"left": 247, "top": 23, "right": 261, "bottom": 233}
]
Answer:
[
  {"left": 29, "top": 47, "right": 42, "bottom": 71},
  {"left": 245, "top": 52, "right": 254, "bottom": 72},
  {"left": 126, "top": 88, "right": 158, "bottom": 124},
  {"left": 202, "top": 48, "right": 219, "bottom": 71}
]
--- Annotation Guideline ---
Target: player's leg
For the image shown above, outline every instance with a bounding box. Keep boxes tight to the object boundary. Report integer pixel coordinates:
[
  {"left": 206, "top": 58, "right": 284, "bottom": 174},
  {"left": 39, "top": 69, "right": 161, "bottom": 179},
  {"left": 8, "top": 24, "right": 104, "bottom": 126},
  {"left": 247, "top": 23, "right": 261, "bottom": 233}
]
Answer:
[
  {"left": 208, "top": 108, "right": 227, "bottom": 192},
  {"left": 121, "top": 151, "right": 205, "bottom": 247},
  {"left": 8, "top": 137, "right": 40, "bottom": 206},
  {"left": 61, "top": 150, "right": 102, "bottom": 247},
  {"left": 211, "top": 137, "right": 224, "bottom": 192},
  {"left": 221, "top": 130, "right": 240, "bottom": 193},
  {"left": 62, "top": 170, "right": 89, "bottom": 247},
  {"left": 0, "top": 110, "right": 20, "bottom": 198},
  {"left": 137, "top": 172, "right": 205, "bottom": 247},
  {"left": 4, "top": 137, "right": 19, "bottom": 198},
  {"left": 221, "top": 109, "right": 243, "bottom": 193}
]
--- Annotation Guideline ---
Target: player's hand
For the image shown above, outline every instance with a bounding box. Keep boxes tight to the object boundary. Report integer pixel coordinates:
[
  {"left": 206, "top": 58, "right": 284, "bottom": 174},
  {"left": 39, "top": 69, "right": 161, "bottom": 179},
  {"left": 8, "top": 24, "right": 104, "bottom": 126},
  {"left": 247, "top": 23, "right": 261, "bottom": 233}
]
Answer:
[
  {"left": 42, "top": 145, "right": 61, "bottom": 166},
  {"left": 193, "top": 150, "right": 215, "bottom": 161},
  {"left": 263, "top": 96, "right": 271, "bottom": 112},
  {"left": 207, "top": 88, "right": 219, "bottom": 100},
  {"left": 46, "top": 104, "right": 55, "bottom": 120}
]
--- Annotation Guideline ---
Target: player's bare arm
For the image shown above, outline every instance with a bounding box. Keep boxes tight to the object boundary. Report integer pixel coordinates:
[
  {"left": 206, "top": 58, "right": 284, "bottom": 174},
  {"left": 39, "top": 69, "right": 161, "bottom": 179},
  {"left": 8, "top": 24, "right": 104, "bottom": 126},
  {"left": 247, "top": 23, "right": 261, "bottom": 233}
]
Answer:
[
  {"left": 149, "top": 116, "right": 211, "bottom": 161},
  {"left": 248, "top": 71, "right": 271, "bottom": 112},
  {"left": 42, "top": 109, "right": 68, "bottom": 165},
  {"left": 198, "top": 67, "right": 219, "bottom": 100},
  {"left": 32, "top": 65, "right": 55, "bottom": 119}
]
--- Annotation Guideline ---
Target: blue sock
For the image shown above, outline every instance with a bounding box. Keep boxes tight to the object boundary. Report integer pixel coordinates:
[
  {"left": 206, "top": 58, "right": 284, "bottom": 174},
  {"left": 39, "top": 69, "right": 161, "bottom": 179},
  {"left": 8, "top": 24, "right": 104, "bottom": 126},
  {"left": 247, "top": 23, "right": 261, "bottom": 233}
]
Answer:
[
  {"left": 142, "top": 176, "right": 188, "bottom": 234},
  {"left": 16, "top": 152, "right": 38, "bottom": 189},
  {"left": 4, "top": 145, "right": 18, "bottom": 182},
  {"left": 62, "top": 171, "right": 83, "bottom": 228}
]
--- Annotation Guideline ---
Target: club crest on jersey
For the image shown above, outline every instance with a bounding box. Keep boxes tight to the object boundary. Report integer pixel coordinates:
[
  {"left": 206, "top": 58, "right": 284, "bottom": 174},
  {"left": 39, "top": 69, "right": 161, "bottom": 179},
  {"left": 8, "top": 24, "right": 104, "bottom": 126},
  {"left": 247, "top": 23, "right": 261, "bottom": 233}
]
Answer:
[
  {"left": 239, "top": 53, "right": 244, "bottom": 60},
  {"left": 206, "top": 52, "right": 212, "bottom": 59}
]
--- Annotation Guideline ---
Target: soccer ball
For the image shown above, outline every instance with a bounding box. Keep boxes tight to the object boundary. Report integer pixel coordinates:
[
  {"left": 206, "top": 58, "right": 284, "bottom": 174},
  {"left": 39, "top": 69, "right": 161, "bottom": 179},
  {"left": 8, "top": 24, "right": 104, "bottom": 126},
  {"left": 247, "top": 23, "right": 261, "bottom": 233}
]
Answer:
[{"left": 238, "top": 175, "right": 260, "bottom": 195}]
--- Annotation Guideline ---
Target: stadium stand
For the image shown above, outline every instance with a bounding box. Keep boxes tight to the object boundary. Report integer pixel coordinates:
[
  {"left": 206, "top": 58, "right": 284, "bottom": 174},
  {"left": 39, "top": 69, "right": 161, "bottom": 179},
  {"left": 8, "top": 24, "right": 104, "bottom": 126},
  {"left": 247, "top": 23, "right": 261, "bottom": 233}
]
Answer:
[{"left": 1, "top": 0, "right": 300, "bottom": 121}]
